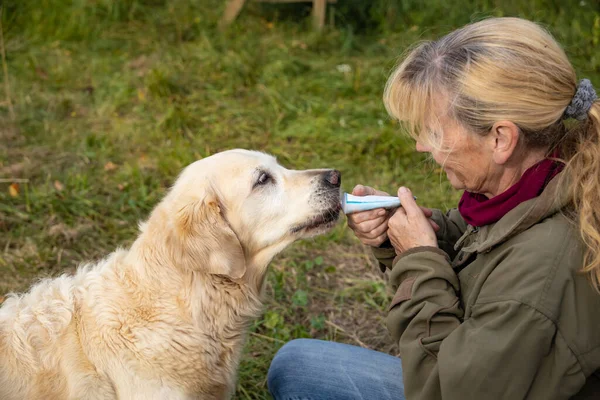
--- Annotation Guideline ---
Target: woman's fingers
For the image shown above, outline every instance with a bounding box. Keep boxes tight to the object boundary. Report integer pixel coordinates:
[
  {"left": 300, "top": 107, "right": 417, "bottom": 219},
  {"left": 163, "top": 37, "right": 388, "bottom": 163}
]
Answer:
[
  {"left": 397, "top": 187, "right": 421, "bottom": 218},
  {"left": 347, "top": 185, "right": 439, "bottom": 248},
  {"left": 347, "top": 208, "right": 390, "bottom": 246},
  {"left": 352, "top": 216, "right": 388, "bottom": 237},
  {"left": 429, "top": 219, "right": 440, "bottom": 232},
  {"left": 352, "top": 185, "right": 389, "bottom": 196},
  {"left": 351, "top": 185, "right": 390, "bottom": 197},
  {"left": 362, "top": 233, "right": 389, "bottom": 247},
  {"left": 361, "top": 218, "right": 389, "bottom": 238},
  {"left": 386, "top": 187, "right": 439, "bottom": 253},
  {"left": 348, "top": 208, "right": 387, "bottom": 224},
  {"left": 420, "top": 206, "right": 433, "bottom": 218},
  {"left": 351, "top": 184, "right": 370, "bottom": 196}
]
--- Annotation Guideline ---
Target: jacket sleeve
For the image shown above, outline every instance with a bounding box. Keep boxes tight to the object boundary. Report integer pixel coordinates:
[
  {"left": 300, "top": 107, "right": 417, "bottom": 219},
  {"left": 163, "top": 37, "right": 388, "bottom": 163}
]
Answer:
[
  {"left": 430, "top": 208, "right": 467, "bottom": 259},
  {"left": 371, "top": 240, "right": 397, "bottom": 272},
  {"left": 387, "top": 248, "right": 560, "bottom": 399}
]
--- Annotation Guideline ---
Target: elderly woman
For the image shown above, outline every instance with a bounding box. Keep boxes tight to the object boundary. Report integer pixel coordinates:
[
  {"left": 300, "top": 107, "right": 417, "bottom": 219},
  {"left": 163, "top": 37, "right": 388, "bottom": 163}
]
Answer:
[{"left": 267, "top": 17, "right": 600, "bottom": 399}]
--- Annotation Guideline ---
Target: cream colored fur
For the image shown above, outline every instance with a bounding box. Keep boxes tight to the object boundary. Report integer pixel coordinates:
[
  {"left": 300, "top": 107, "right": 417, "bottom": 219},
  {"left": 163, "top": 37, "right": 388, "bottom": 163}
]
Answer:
[{"left": 0, "top": 149, "right": 341, "bottom": 399}]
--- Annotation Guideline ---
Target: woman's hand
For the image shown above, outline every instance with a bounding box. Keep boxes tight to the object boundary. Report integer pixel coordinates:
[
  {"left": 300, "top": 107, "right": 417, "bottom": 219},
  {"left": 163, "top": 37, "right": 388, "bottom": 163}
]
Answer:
[
  {"left": 388, "top": 187, "right": 439, "bottom": 254},
  {"left": 347, "top": 185, "right": 392, "bottom": 247}
]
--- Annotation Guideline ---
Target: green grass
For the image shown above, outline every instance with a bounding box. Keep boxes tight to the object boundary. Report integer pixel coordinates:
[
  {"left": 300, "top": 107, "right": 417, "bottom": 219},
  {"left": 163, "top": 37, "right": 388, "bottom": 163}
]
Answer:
[{"left": 1, "top": 0, "right": 599, "bottom": 398}]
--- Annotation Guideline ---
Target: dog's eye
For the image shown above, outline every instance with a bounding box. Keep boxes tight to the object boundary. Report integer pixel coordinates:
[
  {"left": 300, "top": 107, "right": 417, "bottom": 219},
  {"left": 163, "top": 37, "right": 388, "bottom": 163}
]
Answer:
[
  {"left": 257, "top": 172, "right": 271, "bottom": 185},
  {"left": 254, "top": 172, "right": 273, "bottom": 189}
]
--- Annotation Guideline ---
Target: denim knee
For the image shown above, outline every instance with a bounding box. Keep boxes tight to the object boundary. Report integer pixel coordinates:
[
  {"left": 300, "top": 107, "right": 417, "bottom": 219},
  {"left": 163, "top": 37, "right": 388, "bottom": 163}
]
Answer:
[{"left": 267, "top": 339, "right": 313, "bottom": 398}]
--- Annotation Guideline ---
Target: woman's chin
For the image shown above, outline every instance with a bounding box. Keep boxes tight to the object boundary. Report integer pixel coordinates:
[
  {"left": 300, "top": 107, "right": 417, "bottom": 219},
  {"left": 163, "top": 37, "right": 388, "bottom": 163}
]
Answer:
[{"left": 445, "top": 171, "right": 466, "bottom": 191}]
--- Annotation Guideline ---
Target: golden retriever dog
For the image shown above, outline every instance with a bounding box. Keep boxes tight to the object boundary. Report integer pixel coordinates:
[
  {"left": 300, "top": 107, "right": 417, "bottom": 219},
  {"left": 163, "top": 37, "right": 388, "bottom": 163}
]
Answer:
[{"left": 0, "top": 149, "right": 342, "bottom": 399}]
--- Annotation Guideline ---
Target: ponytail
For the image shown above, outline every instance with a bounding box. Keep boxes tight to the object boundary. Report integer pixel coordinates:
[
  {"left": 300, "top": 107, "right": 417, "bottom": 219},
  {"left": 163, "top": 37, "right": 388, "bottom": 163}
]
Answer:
[{"left": 565, "top": 101, "right": 600, "bottom": 291}]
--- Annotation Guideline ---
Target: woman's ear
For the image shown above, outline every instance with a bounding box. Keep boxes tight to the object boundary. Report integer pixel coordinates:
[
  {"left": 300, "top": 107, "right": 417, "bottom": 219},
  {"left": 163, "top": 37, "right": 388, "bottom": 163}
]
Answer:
[{"left": 490, "top": 120, "right": 521, "bottom": 165}]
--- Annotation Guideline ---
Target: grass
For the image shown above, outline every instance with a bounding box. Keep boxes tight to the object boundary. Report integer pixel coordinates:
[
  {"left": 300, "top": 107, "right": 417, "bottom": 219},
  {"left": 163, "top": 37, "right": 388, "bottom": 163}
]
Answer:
[{"left": 1, "top": 0, "right": 599, "bottom": 398}]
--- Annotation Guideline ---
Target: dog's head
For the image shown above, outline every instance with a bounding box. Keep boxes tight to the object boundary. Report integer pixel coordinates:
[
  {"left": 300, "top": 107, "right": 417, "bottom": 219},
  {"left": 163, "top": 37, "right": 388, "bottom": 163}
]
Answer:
[{"left": 146, "top": 149, "right": 341, "bottom": 281}]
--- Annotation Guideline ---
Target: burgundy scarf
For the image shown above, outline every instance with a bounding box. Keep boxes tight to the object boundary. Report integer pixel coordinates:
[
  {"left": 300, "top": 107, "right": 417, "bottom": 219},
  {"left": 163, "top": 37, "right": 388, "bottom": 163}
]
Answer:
[{"left": 458, "top": 157, "right": 564, "bottom": 227}]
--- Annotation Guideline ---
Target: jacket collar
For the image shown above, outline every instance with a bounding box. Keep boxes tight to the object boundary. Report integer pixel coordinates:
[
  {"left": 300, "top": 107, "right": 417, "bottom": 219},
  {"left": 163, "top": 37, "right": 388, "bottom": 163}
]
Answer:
[{"left": 458, "top": 173, "right": 572, "bottom": 254}]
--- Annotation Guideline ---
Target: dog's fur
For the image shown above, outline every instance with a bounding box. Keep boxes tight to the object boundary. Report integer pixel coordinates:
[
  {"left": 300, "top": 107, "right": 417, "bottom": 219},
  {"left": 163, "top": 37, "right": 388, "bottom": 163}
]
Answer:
[{"left": 0, "top": 149, "right": 341, "bottom": 399}]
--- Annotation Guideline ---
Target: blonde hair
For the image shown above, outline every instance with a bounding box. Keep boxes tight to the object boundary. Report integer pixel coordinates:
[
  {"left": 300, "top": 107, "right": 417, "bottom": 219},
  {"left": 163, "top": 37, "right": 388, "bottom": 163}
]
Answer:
[{"left": 384, "top": 17, "right": 600, "bottom": 291}]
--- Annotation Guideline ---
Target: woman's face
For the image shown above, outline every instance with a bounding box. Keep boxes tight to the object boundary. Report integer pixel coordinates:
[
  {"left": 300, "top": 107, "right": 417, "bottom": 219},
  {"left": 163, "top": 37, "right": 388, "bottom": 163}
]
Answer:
[{"left": 416, "top": 114, "right": 498, "bottom": 195}]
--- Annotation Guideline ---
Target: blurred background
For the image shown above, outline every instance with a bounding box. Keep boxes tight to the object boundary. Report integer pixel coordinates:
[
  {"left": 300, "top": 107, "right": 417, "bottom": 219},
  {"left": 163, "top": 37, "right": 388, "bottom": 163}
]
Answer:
[{"left": 1, "top": 0, "right": 599, "bottom": 398}]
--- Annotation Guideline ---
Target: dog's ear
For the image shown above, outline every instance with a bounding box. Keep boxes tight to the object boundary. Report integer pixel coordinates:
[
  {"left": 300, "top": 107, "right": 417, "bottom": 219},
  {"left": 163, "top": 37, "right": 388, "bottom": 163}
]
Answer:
[{"left": 173, "top": 196, "right": 246, "bottom": 279}]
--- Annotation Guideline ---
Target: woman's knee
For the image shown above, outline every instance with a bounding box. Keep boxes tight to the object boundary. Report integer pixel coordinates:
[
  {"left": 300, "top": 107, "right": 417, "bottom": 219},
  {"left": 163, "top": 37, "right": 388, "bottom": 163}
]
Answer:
[
  {"left": 267, "top": 339, "right": 322, "bottom": 397},
  {"left": 268, "top": 339, "right": 405, "bottom": 400}
]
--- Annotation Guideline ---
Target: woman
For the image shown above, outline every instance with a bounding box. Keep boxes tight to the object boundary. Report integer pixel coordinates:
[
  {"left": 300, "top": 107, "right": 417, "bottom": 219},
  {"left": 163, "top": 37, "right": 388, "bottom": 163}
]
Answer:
[{"left": 267, "top": 17, "right": 600, "bottom": 399}]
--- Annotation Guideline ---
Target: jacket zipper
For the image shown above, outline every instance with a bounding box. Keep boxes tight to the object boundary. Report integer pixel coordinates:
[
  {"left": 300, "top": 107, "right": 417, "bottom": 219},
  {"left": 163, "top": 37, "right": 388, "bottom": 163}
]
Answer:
[{"left": 454, "top": 225, "right": 480, "bottom": 252}]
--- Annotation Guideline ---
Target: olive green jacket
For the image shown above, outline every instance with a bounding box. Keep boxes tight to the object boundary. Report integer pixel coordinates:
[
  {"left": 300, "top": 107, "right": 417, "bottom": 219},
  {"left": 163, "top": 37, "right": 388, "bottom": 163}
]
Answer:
[{"left": 372, "top": 176, "right": 600, "bottom": 399}]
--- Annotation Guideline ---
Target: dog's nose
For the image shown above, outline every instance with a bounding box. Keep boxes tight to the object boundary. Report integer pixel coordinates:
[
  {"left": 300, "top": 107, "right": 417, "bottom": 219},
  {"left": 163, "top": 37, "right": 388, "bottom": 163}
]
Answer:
[{"left": 323, "top": 170, "right": 341, "bottom": 188}]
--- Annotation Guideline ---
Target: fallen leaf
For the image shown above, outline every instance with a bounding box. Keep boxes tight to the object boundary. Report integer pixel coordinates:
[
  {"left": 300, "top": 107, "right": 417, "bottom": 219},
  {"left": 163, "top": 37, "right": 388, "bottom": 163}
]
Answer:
[
  {"left": 1, "top": 161, "right": 28, "bottom": 176},
  {"left": 127, "top": 55, "right": 148, "bottom": 70},
  {"left": 48, "top": 223, "right": 91, "bottom": 241},
  {"left": 104, "top": 161, "right": 117, "bottom": 171},
  {"left": 0, "top": 296, "right": 4, "bottom": 304},
  {"left": 137, "top": 154, "right": 156, "bottom": 170},
  {"left": 82, "top": 85, "right": 94, "bottom": 95},
  {"left": 54, "top": 180, "right": 64, "bottom": 191},
  {"left": 292, "top": 40, "right": 308, "bottom": 50},
  {"left": 35, "top": 67, "right": 48, "bottom": 80},
  {"left": 9, "top": 183, "right": 19, "bottom": 197},
  {"left": 48, "top": 223, "right": 67, "bottom": 237},
  {"left": 336, "top": 64, "right": 352, "bottom": 73}
]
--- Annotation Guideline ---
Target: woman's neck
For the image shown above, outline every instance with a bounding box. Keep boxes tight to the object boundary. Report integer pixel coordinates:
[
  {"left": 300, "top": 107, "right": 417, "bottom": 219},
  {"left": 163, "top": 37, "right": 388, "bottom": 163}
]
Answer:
[{"left": 485, "top": 148, "right": 548, "bottom": 198}]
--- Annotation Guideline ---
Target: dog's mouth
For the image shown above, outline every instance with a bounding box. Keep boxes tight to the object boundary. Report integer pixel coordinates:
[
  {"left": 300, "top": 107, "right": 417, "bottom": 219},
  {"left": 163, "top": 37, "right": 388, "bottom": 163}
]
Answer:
[{"left": 291, "top": 204, "right": 341, "bottom": 235}]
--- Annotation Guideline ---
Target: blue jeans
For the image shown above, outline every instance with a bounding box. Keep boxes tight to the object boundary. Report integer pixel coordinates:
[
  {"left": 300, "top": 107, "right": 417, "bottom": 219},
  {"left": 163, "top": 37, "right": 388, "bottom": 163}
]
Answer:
[{"left": 267, "top": 339, "right": 405, "bottom": 400}]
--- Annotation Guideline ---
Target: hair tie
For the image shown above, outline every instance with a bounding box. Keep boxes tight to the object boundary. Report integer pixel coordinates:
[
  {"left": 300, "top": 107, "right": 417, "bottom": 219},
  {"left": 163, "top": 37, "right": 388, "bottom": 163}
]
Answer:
[{"left": 564, "top": 79, "right": 597, "bottom": 121}]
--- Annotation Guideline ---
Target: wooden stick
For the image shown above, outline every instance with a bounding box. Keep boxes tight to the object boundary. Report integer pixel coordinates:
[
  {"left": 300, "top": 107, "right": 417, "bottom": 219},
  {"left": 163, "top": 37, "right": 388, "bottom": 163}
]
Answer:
[
  {"left": 249, "top": 331, "right": 286, "bottom": 344},
  {"left": 221, "top": 0, "right": 336, "bottom": 30},
  {"left": 0, "top": 178, "right": 29, "bottom": 183},
  {"left": 325, "top": 320, "right": 370, "bottom": 349},
  {"left": 312, "top": 0, "right": 326, "bottom": 31},
  {"left": 255, "top": 0, "right": 337, "bottom": 3},
  {"left": 219, "top": 0, "right": 248, "bottom": 29},
  {"left": 0, "top": 7, "right": 15, "bottom": 121}
]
